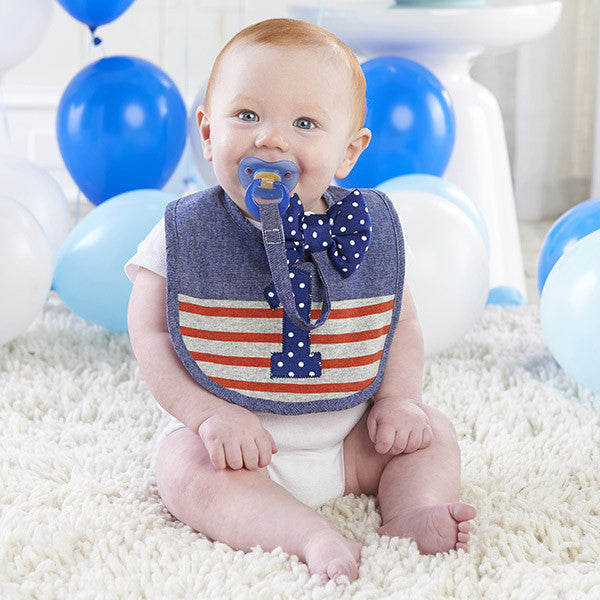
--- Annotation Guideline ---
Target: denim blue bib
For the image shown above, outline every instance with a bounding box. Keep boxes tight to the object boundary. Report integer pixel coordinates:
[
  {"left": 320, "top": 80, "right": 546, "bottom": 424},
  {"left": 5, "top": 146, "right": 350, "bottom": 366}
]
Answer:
[{"left": 165, "top": 185, "right": 404, "bottom": 415}]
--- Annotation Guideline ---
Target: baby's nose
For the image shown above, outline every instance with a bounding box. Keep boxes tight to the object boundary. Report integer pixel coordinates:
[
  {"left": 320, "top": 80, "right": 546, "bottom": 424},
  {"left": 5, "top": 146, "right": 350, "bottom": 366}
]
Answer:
[{"left": 255, "top": 126, "right": 289, "bottom": 153}]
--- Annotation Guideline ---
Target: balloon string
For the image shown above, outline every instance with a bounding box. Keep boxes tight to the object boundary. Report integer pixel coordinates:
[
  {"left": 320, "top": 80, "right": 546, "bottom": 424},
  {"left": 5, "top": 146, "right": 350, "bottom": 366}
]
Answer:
[
  {"left": 0, "top": 79, "right": 12, "bottom": 150},
  {"left": 183, "top": 0, "right": 189, "bottom": 101},
  {"left": 75, "top": 189, "right": 82, "bottom": 225},
  {"left": 86, "top": 27, "right": 106, "bottom": 63},
  {"left": 89, "top": 26, "right": 102, "bottom": 47},
  {"left": 182, "top": 0, "right": 195, "bottom": 191},
  {"left": 317, "top": 0, "right": 325, "bottom": 27}
]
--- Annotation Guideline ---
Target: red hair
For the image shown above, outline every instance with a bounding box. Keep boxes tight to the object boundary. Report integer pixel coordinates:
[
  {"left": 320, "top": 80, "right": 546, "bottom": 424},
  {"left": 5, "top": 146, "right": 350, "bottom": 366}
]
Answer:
[{"left": 204, "top": 18, "right": 366, "bottom": 132}]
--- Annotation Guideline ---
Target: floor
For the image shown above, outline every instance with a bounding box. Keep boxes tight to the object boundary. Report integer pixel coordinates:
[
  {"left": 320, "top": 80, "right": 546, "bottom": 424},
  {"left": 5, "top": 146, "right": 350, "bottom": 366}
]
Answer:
[{"left": 518, "top": 219, "right": 553, "bottom": 305}]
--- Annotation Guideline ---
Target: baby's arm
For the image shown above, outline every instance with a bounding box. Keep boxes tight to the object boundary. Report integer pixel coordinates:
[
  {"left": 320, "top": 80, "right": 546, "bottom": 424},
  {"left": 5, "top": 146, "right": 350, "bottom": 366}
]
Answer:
[
  {"left": 367, "top": 285, "right": 432, "bottom": 455},
  {"left": 127, "top": 267, "right": 277, "bottom": 470}
]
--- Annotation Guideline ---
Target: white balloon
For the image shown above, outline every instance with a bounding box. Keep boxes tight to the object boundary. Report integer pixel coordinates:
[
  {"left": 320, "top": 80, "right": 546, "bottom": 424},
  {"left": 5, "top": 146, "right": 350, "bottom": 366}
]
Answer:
[
  {"left": 0, "top": 0, "right": 53, "bottom": 74},
  {"left": 188, "top": 83, "right": 218, "bottom": 188},
  {"left": 0, "top": 196, "right": 53, "bottom": 346},
  {"left": 0, "top": 154, "right": 71, "bottom": 262},
  {"left": 389, "top": 190, "right": 490, "bottom": 356}
]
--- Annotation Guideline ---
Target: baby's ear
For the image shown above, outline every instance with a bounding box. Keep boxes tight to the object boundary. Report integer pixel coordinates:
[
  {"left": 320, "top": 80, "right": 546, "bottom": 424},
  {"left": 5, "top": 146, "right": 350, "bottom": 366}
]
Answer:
[
  {"left": 196, "top": 106, "right": 213, "bottom": 162},
  {"left": 335, "top": 128, "right": 371, "bottom": 180}
]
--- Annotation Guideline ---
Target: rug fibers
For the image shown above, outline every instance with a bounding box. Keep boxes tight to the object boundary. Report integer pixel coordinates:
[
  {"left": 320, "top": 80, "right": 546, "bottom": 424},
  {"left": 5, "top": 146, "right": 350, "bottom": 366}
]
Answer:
[{"left": 1, "top": 295, "right": 599, "bottom": 599}]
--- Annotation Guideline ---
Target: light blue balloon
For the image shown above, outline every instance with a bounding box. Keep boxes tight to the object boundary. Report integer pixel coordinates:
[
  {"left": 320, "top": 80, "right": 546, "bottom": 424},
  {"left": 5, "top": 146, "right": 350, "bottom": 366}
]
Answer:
[
  {"left": 377, "top": 174, "right": 490, "bottom": 253},
  {"left": 53, "top": 189, "right": 176, "bottom": 332},
  {"left": 486, "top": 286, "right": 525, "bottom": 307},
  {"left": 540, "top": 230, "right": 600, "bottom": 393},
  {"left": 537, "top": 197, "right": 600, "bottom": 295}
]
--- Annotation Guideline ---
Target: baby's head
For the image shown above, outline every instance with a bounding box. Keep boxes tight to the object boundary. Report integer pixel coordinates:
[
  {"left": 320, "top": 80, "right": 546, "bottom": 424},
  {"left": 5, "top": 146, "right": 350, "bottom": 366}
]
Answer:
[{"left": 197, "top": 18, "right": 371, "bottom": 216}]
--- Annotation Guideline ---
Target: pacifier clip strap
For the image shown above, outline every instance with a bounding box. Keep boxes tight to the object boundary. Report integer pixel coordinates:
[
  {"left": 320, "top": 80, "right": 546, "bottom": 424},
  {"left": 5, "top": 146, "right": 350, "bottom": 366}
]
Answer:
[{"left": 259, "top": 202, "right": 331, "bottom": 332}]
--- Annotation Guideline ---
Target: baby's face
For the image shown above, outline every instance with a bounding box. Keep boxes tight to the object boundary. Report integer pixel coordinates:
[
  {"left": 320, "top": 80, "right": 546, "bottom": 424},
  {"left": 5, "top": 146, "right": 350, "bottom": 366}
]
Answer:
[{"left": 199, "top": 43, "right": 367, "bottom": 217}]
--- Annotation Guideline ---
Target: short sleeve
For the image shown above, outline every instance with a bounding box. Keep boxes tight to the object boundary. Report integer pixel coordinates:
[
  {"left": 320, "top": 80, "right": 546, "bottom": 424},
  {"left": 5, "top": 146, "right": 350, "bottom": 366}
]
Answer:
[{"left": 124, "top": 218, "right": 167, "bottom": 281}]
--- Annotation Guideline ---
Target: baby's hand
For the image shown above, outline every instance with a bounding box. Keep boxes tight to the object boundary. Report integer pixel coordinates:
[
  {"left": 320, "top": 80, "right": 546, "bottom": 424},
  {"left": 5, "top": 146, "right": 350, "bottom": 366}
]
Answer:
[
  {"left": 197, "top": 404, "right": 277, "bottom": 470},
  {"left": 367, "top": 397, "right": 432, "bottom": 455}
]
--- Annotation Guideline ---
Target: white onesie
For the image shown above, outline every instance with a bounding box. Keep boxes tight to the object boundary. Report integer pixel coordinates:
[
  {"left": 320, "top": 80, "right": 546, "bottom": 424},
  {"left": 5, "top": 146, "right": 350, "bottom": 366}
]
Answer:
[{"left": 126, "top": 219, "right": 367, "bottom": 508}]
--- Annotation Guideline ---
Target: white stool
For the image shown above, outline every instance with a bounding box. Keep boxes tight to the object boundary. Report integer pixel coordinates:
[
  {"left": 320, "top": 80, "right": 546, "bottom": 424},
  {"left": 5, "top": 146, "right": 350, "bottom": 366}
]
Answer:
[{"left": 291, "top": 1, "right": 562, "bottom": 303}]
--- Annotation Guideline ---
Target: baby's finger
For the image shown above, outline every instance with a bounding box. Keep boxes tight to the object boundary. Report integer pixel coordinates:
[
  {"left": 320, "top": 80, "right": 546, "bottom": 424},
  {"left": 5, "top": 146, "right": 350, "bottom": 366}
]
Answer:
[
  {"left": 207, "top": 442, "right": 226, "bottom": 470},
  {"left": 265, "top": 429, "right": 278, "bottom": 455},
  {"left": 403, "top": 429, "right": 421, "bottom": 454},
  {"left": 374, "top": 423, "right": 395, "bottom": 454},
  {"left": 367, "top": 414, "right": 379, "bottom": 444},
  {"left": 391, "top": 429, "right": 409, "bottom": 454},
  {"left": 421, "top": 425, "right": 433, "bottom": 448},
  {"left": 256, "top": 435, "right": 274, "bottom": 468},
  {"left": 241, "top": 440, "right": 260, "bottom": 470},
  {"left": 224, "top": 443, "right": 244, "bottom": 470}
]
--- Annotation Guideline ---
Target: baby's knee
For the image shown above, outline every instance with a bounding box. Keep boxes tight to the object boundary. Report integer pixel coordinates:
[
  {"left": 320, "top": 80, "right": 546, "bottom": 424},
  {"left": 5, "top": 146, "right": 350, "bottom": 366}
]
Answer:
[
  {"left": 155, "top": 431, "right": 217, "bottom": 515},
  {"left": 423, "top": 405, "right": 457, "bottom": 444}
]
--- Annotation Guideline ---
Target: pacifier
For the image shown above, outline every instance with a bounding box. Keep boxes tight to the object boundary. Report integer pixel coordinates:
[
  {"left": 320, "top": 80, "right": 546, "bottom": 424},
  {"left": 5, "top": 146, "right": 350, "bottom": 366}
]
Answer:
[{"left": 238, "top": 157, "right": 300, "bottom": 220}]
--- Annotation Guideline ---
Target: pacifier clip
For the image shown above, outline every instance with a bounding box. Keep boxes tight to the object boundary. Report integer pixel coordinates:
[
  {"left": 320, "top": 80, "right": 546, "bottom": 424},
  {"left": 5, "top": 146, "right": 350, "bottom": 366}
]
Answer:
[{"left": 238, "top": 157, "right": 332, "bottom": 334}]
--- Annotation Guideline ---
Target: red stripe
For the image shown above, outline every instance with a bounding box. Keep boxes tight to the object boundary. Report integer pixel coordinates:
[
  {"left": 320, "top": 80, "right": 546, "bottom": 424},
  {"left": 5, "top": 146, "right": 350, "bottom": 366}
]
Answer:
[
  {"left": 179, "top": 302, "right": 283, "bottom": 319},
  {"left": 312, "top": 325, "right": 389, "bottom": 344},
  {"left": 210, "top": 376, "right": 376, "bottom": 394},
  {"left": 190, "top": 353, "right": 269, "bottom": 367},
  {"left": 323, "top": 350, "right": 383, "bottom": 368},
  {"left": 181, "top": 325, "right": 389, "bottom": 344},
  {"left": 179, "top": 298, "right": 393, "bottom": 320},
  {"left": 318, "top": 299, "right": 394, "bottom": 319},
  {"left": 189, "top": 349, "right": 384, "bottom": 369}
]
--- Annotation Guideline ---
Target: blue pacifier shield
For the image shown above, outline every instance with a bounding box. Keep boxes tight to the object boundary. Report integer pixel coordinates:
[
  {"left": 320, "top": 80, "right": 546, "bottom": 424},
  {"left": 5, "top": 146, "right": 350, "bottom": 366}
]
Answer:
[{"left": 238, "top": 157, "right": 300, "bottom": 220}]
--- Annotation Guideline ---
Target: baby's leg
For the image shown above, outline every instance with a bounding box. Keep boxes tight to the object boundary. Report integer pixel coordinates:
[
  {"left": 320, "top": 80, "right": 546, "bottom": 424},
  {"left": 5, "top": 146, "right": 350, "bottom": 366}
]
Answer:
[
  {"left": 344, "top": 405, "right": 476, "bottom": 554},
  {"left": 155, "top": 427, "right": 361, "bottom": 581}
]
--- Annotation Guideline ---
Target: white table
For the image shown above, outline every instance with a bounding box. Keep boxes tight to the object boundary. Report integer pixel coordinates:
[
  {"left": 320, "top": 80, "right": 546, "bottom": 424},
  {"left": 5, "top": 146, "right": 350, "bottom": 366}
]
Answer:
[{"left": 291, "top": 1, "right": 562, "bottom": 303}]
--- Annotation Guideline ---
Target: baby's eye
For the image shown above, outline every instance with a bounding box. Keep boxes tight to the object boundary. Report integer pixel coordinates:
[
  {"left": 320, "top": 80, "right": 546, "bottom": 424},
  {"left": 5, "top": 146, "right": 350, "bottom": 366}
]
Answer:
[
  {"left": 294, "top": 117, "right": 315, "bottom": 130},
  {"left": 238, "top": 110, "right": 259, "bottom": 122}
]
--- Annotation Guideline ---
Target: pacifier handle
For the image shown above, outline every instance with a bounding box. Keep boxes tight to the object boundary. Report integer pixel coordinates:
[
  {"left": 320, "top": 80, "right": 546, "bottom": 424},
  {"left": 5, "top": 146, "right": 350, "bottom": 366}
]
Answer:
[
  {"left": 244, "top": 179, "right": 290, "bottom": 221},
  {"left": 239, "top": 157, "right": 299, "bottom": 221}
]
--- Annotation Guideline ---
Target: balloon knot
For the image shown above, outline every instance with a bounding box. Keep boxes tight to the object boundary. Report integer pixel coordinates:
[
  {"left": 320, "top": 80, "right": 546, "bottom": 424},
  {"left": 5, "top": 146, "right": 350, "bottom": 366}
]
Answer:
[{"left": 89, "top": 26, "right": 102, "bottom": 46}]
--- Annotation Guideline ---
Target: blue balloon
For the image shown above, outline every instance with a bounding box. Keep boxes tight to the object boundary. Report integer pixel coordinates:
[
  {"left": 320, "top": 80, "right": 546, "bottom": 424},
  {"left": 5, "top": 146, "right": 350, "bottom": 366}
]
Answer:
[
  {"left": 537, "top": 198, "right": 600, "bottom": 294},
  {"left": 57, "top": 56, "right": 186, "bottom": 206},
  {"left": 57, "top": 0, "right": 136, "bottom": 28},
  {"left": 377, "top": 174, "right": 489, "bottom": 253},
  {"left": 540, "top": 230, "right": 600, "bottom": 393},
  {"left": 486, "top": 286, "right": 525, "bottom": 307},
  {"left": 338, "top": 56, "right": 455, "bottom": 189},
  {"left": 53, "top": 189, "right": 176, "bottom": 332}
]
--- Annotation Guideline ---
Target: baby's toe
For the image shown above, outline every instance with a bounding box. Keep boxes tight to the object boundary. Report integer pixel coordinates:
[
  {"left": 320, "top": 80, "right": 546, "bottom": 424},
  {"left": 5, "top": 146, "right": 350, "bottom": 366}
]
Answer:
[
  {"left": 458, "top": 521, "right": 471, "bottom": 534},
  {"left": 449, "top": 502, "right": 476, "bottom": 523},
  {"left": 457, "top": 532, "right": 470, "bottom": 544},
  {"left": 327, "top": 559, "right": 358, "bottom": 582}
]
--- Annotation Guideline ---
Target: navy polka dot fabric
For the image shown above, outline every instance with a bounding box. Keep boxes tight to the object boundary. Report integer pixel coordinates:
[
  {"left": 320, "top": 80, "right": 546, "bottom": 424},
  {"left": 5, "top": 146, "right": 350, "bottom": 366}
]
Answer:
[{"left": 282, "top": 189, "right": 372, "bottom": 277}]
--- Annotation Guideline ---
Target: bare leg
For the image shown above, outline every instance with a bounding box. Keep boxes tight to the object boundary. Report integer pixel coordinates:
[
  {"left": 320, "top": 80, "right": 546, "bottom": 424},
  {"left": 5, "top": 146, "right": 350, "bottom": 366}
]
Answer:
[
  {"left": 156, "top": 427, "right": 361, "bottom": 581},
  {"left": 344, "top": 404, "right": 476, "bottom": 553}
]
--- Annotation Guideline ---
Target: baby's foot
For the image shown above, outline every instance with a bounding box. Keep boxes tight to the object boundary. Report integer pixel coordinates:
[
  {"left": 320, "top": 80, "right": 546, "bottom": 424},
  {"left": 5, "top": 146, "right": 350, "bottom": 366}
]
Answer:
[
  {"left": 303, "top": 528, "right": 362, "bottom": 583},
  {"left": 379, "top": 502, "right": 476, "bottom": 554}
]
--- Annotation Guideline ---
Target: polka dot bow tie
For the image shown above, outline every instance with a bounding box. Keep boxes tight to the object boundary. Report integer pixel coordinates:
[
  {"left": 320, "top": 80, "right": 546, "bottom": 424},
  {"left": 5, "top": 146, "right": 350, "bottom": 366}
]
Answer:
[{"left": 282, "top": 189, "right": 372, "bottom": 278}]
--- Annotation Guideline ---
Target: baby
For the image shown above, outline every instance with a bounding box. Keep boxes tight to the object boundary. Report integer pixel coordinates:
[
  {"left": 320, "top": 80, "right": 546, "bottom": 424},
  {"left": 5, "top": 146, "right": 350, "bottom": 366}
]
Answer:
[{"left": 127, "top": 17, "right": 475, "bottom": 583}]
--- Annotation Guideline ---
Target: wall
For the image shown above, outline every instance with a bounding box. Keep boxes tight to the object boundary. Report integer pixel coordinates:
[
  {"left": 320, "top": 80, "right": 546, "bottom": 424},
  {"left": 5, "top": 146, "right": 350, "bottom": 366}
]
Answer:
[
  {"left": 0, "top": 0, "right": 287, "bottom": 203},
  {"left": 3, "top": 0, "right": 582, "bottom": 219}
]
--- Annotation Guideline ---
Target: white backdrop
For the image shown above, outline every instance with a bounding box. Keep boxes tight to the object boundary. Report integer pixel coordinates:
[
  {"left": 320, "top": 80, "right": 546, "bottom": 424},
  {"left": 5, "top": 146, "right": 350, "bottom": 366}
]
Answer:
[
  {"left": 1, "top": 0, "right": 598, "bottom": 220},
  {"left": 474, "top": 0, "right": 600, "bottom": 220}
]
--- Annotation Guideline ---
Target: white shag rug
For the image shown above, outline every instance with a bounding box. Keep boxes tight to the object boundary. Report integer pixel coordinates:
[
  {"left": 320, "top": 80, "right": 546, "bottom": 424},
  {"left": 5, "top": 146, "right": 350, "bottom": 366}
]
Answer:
[{"left": 2, "top": 294, "right": 600, "bottom": 600}]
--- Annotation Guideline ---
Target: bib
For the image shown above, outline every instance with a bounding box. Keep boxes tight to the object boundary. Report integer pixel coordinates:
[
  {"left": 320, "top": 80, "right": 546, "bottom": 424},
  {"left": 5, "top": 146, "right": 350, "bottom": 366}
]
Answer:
[{"left": 165, "top": 185, "right": 405, "bottom": 415}]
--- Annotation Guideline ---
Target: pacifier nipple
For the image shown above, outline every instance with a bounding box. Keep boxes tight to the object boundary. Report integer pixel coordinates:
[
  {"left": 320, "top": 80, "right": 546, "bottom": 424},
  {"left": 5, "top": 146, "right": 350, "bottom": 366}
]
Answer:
[{"left": 238, "top": 157, "right": 300, "bottom": 220}]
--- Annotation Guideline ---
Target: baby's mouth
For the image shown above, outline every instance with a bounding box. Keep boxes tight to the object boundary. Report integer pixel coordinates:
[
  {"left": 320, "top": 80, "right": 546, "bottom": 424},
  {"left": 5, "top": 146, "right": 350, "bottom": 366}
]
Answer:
[{"left": 237, "top": 157, "right": 300, "bottom": 220}]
